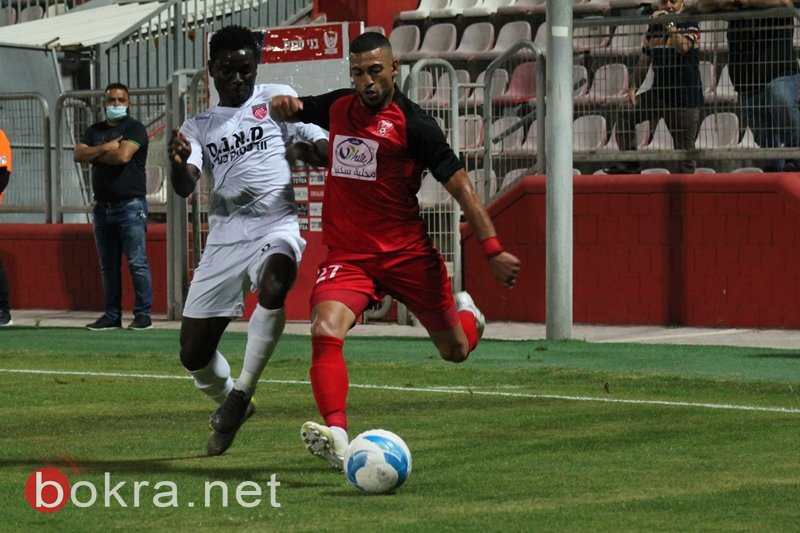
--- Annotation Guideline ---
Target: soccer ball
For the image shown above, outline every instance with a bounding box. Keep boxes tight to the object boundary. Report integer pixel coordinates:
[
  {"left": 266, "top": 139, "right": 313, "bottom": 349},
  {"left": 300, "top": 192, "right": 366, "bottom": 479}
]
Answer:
[{"left": 343, "top": 429, "right": 412, "bottom": 494}]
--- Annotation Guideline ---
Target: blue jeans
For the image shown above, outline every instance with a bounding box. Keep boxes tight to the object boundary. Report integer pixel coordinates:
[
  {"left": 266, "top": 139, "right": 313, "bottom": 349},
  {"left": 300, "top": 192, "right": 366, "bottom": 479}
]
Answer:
[
  {"left": 92, "top": 197, "right": 153, "bottom": 320},
  {"left": 738, "top": 73, "right": 800, "bottom": 171}
]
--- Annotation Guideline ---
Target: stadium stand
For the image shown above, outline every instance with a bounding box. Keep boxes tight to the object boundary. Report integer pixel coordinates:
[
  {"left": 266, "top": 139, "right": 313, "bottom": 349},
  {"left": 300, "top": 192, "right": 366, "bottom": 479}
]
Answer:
[
  {"left": 491, "top": 61, "right": 536, "bottom": 106},
  {"left": 496, "top": 0, "right": 545, "bottom": 15},
  {"left": 0, "top": 5, "right": 16, "bottom": 26},
  {"left": 573, "top": 115, "right": 607, "bottom": 152},
  {"left": 397, "top": 0, "right": 449, "bottom": 21},
  {"left": 572, "top": 0, "right": 611, "bottom": 15},
  {"left": 458, "top": 114, "right": 484, "bottom": 153},
  {"left": 591, "top": 24, "right": 647, "bottom": 57},
  {"left": 389, "top": 24, "right": 421, "bottom": 58},
  {"left": 471, "top": 20, "right": 531, "bottom": 61},
  {"left": 439, "top": 21, "right": 494, "bottom": 61},
  {"left": 642, "top": 119, "right": 675, "bottom": 151},
  {"left": 18, "top": 5, "right": 44, "bottom": 22},
  {"left": 465, "top": 67, "right": 509, "bottom": 108},
  {"left": 401, "top": 22, "right": 457, "bottom": 61},
  {"left": 580, "top": 62, "right": 629, "bottom": 105},
  {"left": 462, "top": 0, "right": 516, "bottom": 17},
  {"left": 694, "top": 112, "right": 740, "bottom": 150},
  {"left": 488, "top": 116, "right": 525, "bottom": 154}
]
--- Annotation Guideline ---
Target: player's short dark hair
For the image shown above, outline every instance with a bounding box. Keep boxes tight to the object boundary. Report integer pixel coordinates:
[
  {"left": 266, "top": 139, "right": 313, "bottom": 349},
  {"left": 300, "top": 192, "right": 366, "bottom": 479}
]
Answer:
[
  {"left": 209, "top": 25, "right": 259, "bottom": 62},
  {"left": 104, "top": 82, "right": 129, "bottom": 96},
  {"left": 350, "top": 31, "right": 392, "bottom": 55}
]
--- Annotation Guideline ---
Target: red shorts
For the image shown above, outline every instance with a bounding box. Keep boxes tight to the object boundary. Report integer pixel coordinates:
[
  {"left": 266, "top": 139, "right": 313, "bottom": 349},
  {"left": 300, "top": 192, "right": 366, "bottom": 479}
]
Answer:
[{"left": 309, "top": 243, "right": 458, "bottom": 332}]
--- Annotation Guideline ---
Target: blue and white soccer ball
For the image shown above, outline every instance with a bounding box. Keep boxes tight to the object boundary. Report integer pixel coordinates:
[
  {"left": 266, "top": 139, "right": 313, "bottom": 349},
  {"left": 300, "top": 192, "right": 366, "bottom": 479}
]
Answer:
[{"left": 343, "top": 429, "right": 412, "bottom": 494}]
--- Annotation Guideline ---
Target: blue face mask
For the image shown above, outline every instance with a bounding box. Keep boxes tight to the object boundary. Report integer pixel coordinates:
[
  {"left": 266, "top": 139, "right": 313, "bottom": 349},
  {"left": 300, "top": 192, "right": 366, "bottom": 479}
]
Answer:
[{"left": 105, "top": 105, "right": 128, "bottom": 121}]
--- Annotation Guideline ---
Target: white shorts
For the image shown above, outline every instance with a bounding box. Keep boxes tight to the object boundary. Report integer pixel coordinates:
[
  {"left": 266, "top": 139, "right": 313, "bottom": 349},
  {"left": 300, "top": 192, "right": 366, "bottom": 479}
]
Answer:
[{"left": 182, "top": 230, "right": 306, "bottom": 319}]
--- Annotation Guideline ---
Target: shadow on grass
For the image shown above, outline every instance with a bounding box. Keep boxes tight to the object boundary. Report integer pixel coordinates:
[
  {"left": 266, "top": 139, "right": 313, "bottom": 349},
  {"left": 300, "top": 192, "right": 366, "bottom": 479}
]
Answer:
[
  {"left": 747, "top": 352, "right": 800, "bottom": 360},
  {"left": 0, "top": 455, "right": 329, "bottom": 482}
]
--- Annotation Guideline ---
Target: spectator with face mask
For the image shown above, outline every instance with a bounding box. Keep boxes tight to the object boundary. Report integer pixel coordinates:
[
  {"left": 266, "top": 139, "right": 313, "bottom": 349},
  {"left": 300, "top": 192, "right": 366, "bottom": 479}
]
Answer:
[{"left": 74, "top": 83, "right": 153, "bottom": 331}]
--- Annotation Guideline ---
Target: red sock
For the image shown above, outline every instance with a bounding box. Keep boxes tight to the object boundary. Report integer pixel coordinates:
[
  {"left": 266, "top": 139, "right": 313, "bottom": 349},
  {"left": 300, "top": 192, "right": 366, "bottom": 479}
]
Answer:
[
  {"left": 309, "top": 335, "right": 348, "bottom": 430},
  {"left": 458, "top": 310, "right": 479, "bottom": 352}
]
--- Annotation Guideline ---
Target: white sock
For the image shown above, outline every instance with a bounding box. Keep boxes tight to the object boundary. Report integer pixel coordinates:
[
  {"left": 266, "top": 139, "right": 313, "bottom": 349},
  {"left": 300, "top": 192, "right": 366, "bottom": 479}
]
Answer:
[
  {"left": 234, "top": 305, "right": 285, "bottom": 397},
  {"left": 189, "top": 350, "right": 233, "bottom": 405}
]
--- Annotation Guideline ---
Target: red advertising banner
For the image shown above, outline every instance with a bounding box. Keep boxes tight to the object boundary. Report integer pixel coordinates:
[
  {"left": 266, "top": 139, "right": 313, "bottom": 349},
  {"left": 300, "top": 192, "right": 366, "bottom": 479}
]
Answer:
[{"left": 261, "top": 23, "right": 347, "bottom": 63}]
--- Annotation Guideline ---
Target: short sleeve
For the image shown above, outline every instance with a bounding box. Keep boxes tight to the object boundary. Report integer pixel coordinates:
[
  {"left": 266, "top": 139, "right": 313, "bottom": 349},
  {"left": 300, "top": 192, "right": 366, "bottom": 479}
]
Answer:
[{"left": 180, "top": 118, "right": 204, "bottom": 171}]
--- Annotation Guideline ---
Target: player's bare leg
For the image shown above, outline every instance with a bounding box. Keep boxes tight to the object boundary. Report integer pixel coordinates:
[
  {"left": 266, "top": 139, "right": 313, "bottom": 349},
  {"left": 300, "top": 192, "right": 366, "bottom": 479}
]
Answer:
[
  {"left": 429, "top": 291, "right": 485, "bottom": 363},
  {"left": 208, "top": 253, "right": 297, "bottom": 456}
]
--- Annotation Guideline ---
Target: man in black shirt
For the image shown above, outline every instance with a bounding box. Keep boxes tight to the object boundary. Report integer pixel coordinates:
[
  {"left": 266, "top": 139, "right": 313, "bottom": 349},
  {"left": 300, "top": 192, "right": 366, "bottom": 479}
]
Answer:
[
  {"left": 74, "top": 83, "right": 154, "bottom": 330},
  {"left": 698, "top": 0, "right": 800, "bottom": 171},
  {"left": 610, "top": 0, "right": 704, "bottom": 174}
]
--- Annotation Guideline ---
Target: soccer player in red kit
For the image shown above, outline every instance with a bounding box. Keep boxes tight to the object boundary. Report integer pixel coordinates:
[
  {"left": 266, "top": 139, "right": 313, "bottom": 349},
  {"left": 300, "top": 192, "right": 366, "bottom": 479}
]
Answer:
[{"left": 270, "top": 31, "right": 521, "bottom": 470}]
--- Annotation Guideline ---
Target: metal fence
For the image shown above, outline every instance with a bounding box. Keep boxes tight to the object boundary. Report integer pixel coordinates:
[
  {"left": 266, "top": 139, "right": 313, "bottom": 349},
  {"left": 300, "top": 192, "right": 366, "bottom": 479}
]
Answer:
[{"left": 54, "top": 87, "right": 169, "bottom": 221}]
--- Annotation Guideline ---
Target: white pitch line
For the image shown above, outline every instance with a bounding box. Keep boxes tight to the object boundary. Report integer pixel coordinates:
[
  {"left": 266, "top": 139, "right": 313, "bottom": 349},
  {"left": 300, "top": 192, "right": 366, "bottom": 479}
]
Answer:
[
  {"left": 2, "top": 368, "right": 799, "bottom": 414},
  {"left": 598, "top": 328, "right": 743, "bottom": 344}
]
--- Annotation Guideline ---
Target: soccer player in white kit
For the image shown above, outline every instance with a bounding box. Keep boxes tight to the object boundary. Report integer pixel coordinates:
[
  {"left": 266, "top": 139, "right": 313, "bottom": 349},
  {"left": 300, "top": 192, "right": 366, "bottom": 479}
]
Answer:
[{"left": 168, "top": 25, "right": 328, "bottom": 456}]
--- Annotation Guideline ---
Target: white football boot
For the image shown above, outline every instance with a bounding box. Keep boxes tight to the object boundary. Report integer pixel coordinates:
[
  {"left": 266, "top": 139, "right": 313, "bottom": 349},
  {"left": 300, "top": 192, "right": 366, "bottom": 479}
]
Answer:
[
  {"left": 454, "top": 291, "right": 485, "bottom": 339},
  {"left": 300, "top": 421, "right": 349, "bottom": 471}
]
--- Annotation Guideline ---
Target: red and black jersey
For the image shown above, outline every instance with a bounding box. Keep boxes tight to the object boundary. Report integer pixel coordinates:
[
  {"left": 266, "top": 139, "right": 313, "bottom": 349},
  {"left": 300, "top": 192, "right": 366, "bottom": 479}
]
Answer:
[{"left": 298, "top": 87, "right": 463, "bottom": 253}]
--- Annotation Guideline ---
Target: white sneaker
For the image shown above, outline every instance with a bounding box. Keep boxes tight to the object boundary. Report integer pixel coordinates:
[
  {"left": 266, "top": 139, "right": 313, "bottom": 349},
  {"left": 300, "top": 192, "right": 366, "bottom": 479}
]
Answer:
[
  {"left": 300, "top": 421, "right": 349, "bottom": 471},
  {"left": 455, "top": 291, "right": 485, "bottom": 339}
]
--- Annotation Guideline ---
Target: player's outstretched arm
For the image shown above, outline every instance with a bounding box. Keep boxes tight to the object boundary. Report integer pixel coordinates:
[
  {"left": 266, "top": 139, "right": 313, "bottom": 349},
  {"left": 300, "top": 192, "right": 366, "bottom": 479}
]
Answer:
[
  {"left": 443, "top": 169, "right": 521, "bottom": 288},
  {"left": 168, "top": 128, "right": 200, "bottom": 198},
  {"left": 288, "top": 139, "right": 329, "bottom": 168},
  {"left": 269, "top": 95, "right": 304, "bottom": 122}
]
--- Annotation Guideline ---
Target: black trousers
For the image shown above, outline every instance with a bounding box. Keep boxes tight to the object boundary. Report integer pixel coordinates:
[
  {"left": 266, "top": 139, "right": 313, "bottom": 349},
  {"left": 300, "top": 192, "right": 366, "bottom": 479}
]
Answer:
[{"left": 0, "top": 257, "right": 9, "bottom": 312}]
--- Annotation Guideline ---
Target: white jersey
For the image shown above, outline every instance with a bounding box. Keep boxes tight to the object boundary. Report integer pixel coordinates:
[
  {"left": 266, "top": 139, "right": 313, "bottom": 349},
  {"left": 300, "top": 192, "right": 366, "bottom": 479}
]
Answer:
[{"left": 181, "top": 84, "right": 327, "bottom": 245}]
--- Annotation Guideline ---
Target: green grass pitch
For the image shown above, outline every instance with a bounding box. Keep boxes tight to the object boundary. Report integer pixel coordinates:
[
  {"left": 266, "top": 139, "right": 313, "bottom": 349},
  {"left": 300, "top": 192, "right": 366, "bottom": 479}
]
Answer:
[{"left": 1, "top": 327, "right": 799, "bottom": 531}]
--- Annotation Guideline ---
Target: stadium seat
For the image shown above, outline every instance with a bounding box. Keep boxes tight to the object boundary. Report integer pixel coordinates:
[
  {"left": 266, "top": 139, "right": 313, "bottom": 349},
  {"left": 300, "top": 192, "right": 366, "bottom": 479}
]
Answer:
[
  {"left": 389, "top": 25, "right": 421, "bottom": 59},
  {"left": 499, "top": 168, "right": 530, "bottom": 192},
  {"left": 402, "top": 23, "right": 457, "bottom": 62},
  {"left": 505, "top": 120, "right": 537, "bottom": 156},
  {"left": 738, "top": 127, "right": 759, "bottom": 149},
  {"left": 573, "top": 115, "right": 607, "bottom": 152},
  {"left": 471, "top": 21, "right": 532, "bottom": 61},
  {"left": 46, "top": 3, "right": 69, "bottom": 17},
  {"left": 462, "top": 0, "right": 517, "bottom": 17},
  {"left": 603, "top": 122, "right": 649, "bottom": 151},
  {"left": 532, "top": 22, "right": 548, "bottom": 55},
  {"left": 699, "top": 19, "right": 728, "bottom": 53},
  {"left": 573, "top": 19, "right": 611, "bottom": 54},
  {"left": 591, "top": 24, "right": 647, "bottom": 57},
  {"left": 419, "top": 70, "right": 468, "bottom": 109},
  {"left": 695, "top": 112, "right": 740, "bottom": 149},
  {"left": 18, "top": 5, "right": 44, "bottom": 22},
  {"left": 417, "top": 172, "right": 451, "bottom": 209},
  {"left": 731, "top": 166, "right": 764, "bottom": 173},
  {"left": 641, "top": 167, "right": 670, "bottom": 174},
  {"left": 497, "top": 0, "right": 546, "bottom": 14},
  {"left": 699, "top": 61, "right": 716, "bottom": 103},
  {"left": 608, "top": 0, "right": 646, "bottom": 7},
  {"left": 491, "top": 61, "right": 537, "bottom": 106},
  {"left": 710, "top": 64, "right": 737, "bottom": 104},
  {"left": 694, "top": 167, "right": 717, "bottom": 173},
  {"left": 397, "top": 0, "right": 450, "bottom": 21},
  {"left": 440, "top": 22, "right": 495, "bottom": 62},
  {"left": 410, "top": 69, "right": 436, "bottom": 103},
  {"left": 488, "top": 116, "right": 526, "bottom": 154},
  {"left": 145, "top": 167, "right": 167, "bottom": 204},
  {"left": 642, "top": 118, "right": 675, "bottom": 151},
  {"left": 457, "top": 114, "right": 484, "bottom": 152},
  {"left": 573, "top": 0, "right": 611, "bottom": 14},
  {"left": 582, "top": 63, "right": 629, "bottom": 105},
  {"left": 0, "top": 5, "right": 16, "bottom": 26},
  {"left": 468, "top": 168, "right": 498, "bottom": 197},
  {"left": 573, "top": 65, "right": 589, "bottom": 99},
  {"left": 429, "top": 0, "right": 481, "bottom": 18},
  {"left": 465, "top": 67, "right": 509, "bottom": 109}
]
